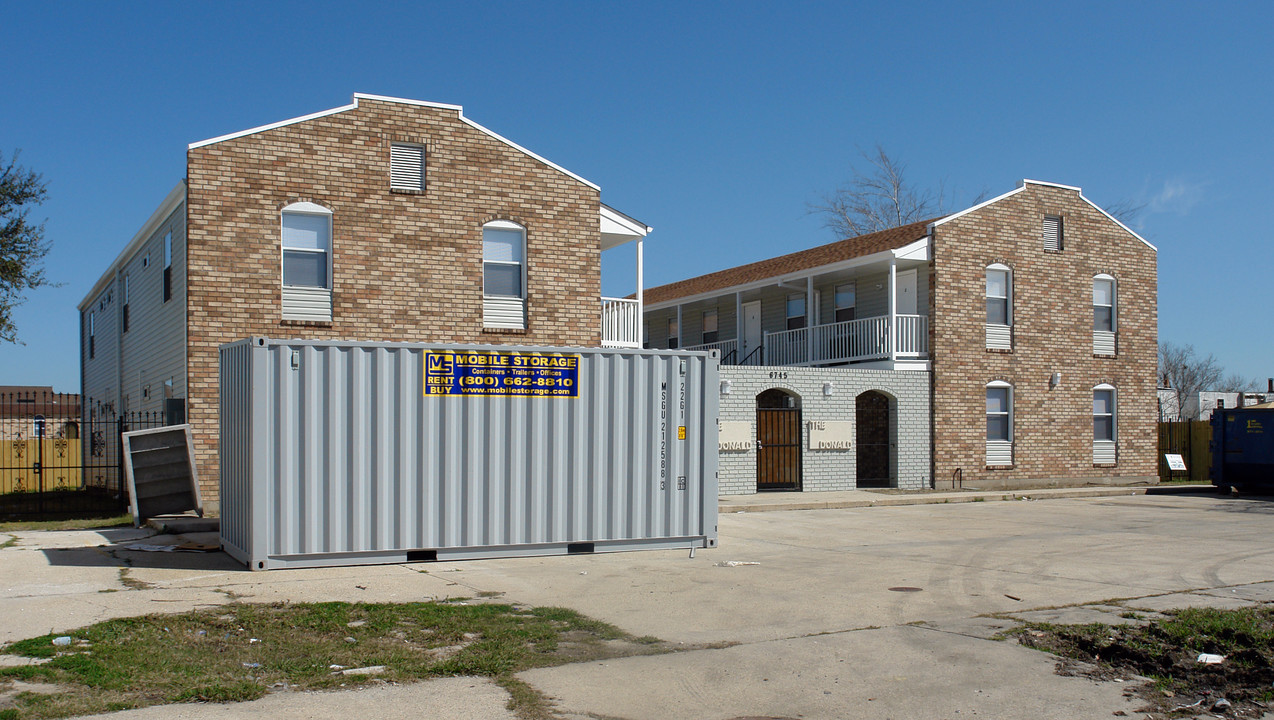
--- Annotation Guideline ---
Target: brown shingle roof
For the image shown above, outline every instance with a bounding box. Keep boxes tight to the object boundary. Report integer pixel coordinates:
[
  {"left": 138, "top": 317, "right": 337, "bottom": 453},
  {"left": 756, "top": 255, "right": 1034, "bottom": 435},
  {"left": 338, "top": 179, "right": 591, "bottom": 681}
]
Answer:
[{"left": 644, "top": 218, "right": 938, "bottom": 306}]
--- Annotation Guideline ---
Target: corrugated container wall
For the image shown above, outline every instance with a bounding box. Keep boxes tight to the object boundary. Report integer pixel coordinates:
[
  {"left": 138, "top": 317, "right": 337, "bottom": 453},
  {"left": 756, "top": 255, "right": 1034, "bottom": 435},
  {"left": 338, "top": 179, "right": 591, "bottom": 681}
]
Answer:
[{"left": 220, "top": 338, "right": 719, "bottom": 570}]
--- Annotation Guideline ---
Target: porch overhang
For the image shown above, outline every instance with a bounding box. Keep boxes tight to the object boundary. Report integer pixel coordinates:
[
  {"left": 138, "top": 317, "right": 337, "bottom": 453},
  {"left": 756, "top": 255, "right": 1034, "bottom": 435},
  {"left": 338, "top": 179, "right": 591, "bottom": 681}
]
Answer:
[{"left": 601, "top": 204, "right": 651, "bottom": 249}]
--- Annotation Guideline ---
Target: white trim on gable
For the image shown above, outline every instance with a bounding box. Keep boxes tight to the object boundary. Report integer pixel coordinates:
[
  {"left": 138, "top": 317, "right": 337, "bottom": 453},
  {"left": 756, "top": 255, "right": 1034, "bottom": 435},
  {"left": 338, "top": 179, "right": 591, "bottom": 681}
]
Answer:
[
  {"left": 929, "top": 179, "right": 1157, "bottom": 252},
  {"left": 189, "top": 103, "right": 359, "bottom": 149},
  {"left": 188, "top": 93, "right": 601, "bottom": 191}
]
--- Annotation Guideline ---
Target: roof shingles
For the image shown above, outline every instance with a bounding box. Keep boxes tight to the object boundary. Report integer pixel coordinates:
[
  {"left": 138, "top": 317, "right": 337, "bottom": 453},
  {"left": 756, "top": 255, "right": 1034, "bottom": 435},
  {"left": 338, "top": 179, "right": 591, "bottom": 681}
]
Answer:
[{"left": 644, "top": 219, "right": 937, "bottom": 306}]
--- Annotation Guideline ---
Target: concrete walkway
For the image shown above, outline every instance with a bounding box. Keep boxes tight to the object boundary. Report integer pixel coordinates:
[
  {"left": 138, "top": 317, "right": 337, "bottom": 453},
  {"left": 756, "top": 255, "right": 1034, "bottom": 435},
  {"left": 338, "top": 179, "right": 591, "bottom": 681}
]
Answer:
[
  {"left": 1, "top": 488, "right": 1261, "bottom": 720},
  {"left": 719, "top": 482, "right": 1214, "bottom": 512}
]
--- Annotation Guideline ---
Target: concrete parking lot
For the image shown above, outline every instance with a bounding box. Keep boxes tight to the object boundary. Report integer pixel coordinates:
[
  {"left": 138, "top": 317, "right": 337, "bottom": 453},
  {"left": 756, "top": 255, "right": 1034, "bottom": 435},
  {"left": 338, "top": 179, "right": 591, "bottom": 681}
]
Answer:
[{"left": 4, "top": 491, "right": 1274, "bottom": 719}]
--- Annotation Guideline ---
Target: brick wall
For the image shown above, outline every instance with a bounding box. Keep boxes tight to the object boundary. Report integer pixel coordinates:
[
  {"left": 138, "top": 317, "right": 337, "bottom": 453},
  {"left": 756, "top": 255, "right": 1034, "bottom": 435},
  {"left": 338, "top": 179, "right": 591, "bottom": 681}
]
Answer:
[
  {"left": 930, "top": 182, "right": 1158, "bottom": 490},
  {"left": 717, "top": 366, "right": 931, "bottom": 495},
  {"left": 186, "top": 98, "right": 602, "bottom": 507}
]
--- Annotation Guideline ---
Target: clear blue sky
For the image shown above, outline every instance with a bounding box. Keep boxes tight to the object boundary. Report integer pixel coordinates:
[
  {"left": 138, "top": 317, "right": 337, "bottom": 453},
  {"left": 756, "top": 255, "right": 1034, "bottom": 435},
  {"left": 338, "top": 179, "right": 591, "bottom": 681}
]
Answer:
[{"left": 2, "top": 1, "right": 1270, "bottom": 390}]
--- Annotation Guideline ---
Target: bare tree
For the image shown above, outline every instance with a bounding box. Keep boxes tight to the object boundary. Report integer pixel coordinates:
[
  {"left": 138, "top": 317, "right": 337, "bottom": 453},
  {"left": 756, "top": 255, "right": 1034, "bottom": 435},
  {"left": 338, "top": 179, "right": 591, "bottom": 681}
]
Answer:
[
  {"left": 1102, "top": 197, "right": 1146, "bottom": 226},
  {"left": 1216, "top": 373, "right": 1260, "bottom": 393},
  {"left": 1158, "top": 341, "right": 1223, "bottom": 421},
  {"left": 809, "top": 145, "right": 946, "bottom": 238}
]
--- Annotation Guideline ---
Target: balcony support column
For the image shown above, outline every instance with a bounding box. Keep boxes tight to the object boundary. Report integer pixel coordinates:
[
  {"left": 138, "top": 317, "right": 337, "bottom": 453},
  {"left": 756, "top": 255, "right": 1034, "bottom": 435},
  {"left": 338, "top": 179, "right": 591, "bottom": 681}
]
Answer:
[
  {"left": 636, "top": 236, "right": 644, "bottom": 342},
  {"left": 888, "top": 258, "right": 898, "bottom": 363},
  {"left": 806, "top": 275, "right": 815, "bottom": 364}
]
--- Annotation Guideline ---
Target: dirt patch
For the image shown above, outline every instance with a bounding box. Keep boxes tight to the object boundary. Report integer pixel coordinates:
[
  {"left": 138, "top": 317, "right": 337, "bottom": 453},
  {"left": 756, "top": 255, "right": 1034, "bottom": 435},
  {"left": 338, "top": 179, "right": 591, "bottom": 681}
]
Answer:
[{"left": 1015, "top": 606, "right": 1274, "bottom": 718}]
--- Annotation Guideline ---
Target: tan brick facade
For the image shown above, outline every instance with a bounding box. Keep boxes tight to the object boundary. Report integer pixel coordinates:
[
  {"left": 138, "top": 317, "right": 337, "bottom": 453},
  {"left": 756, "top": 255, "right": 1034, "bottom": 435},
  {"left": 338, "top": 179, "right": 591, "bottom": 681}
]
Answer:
[
  {"left": 929, "top": 183, "right": 1158, "bottom": 489},
  {"left": 185, "top": 98, "right": 602, "bottom": 505}
]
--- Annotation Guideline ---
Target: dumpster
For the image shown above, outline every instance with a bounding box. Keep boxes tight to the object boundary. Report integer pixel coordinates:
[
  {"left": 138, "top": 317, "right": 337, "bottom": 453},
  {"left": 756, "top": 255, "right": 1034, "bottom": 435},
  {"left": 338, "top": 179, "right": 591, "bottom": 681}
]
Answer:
[
  {"left": 219, "top": 338, "right": 719, "bottom": 570},
  {"left": 1210, "top": 407, "right": 1274, "bottom": 493}
]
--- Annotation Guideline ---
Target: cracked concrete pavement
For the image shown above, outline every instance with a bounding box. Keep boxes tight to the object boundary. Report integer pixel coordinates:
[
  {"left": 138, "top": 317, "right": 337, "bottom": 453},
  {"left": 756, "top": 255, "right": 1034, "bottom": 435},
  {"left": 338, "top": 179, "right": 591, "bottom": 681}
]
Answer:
[{"left": 3, "top": 491, "right": 1273, "bottom": 719}]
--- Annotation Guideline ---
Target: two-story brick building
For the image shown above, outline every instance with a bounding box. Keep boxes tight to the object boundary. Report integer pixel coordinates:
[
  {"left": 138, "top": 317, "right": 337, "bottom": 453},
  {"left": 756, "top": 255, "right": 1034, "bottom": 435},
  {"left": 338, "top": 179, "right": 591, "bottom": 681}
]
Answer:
[
  {"left": 645, "top": 180, "right": 1158, "bottom": 492},
  {"left": 79, "top": 94, "right": 650, "bottom": 510}
]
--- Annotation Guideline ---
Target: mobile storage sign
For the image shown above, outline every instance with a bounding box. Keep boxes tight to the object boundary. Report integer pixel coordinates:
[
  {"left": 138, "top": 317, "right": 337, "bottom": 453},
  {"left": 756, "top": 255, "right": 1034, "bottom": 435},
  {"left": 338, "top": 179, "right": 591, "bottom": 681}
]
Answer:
[{"left": 424, "top": 350, "right": 579, "bottom": 397}]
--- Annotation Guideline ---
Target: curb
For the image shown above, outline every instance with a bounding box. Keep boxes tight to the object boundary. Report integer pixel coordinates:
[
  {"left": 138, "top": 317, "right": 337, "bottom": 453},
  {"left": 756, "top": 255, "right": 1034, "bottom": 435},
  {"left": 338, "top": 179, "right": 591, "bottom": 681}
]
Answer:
[{"left": 719, "top": 485, "right": 1218, "bottom": 513}]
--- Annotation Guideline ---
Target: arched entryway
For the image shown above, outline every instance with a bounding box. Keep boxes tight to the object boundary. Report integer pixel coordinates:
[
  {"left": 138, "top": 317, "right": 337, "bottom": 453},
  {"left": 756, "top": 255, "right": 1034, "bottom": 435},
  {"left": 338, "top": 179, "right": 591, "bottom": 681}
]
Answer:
[
  {"left": 756, "top": 388, "right": 802, "bottom": 491},
  {"left": 856, "top": 390, "right": 893, "bottom": 487}
]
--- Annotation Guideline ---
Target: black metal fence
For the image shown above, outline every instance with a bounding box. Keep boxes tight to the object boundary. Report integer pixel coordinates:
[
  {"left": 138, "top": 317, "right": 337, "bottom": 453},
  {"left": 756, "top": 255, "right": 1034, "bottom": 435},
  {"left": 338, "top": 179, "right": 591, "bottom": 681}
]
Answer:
[{"left": 1, "top": 390, "right": 168, "bottom": 519}]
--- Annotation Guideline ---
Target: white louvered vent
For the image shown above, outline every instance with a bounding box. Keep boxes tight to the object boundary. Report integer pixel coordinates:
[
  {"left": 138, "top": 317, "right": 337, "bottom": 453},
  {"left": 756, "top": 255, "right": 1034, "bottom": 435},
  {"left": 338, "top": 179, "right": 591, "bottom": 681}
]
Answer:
[
  {"left": 390, "top": 144, "right": 425, "bottom": 191},
  {"left": 1043, "top": 215, "right": 1062, "bottom": 252}
]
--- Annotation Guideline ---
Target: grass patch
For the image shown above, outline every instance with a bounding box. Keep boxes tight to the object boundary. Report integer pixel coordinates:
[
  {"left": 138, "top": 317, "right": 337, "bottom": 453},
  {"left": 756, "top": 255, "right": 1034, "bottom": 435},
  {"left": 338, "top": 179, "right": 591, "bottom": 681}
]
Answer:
[
  {"left": 0, "top": 534, "right": 16, "bottom": 550},
  {"left": 0, "top": 515, "right": 132, "bottom": 533},
  {"left": 116, "top": 569, "right": 152, "bottom": 591},
  {"left": 0, "top": 601, "right": 671, "bottom": 719},
  {"left": 1013, "top": 606, "right": 1274, "bottom": 717}
]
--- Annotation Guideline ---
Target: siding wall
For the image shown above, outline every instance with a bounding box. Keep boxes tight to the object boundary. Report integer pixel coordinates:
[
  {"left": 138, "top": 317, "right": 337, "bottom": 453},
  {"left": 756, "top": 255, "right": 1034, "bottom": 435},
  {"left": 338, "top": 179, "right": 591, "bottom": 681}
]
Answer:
[
  {"left": 717, "top": 366, "right": 931, "bottom": 494},
  {"left": 117, "top": 206, "right": 188, "bottom": 417}
]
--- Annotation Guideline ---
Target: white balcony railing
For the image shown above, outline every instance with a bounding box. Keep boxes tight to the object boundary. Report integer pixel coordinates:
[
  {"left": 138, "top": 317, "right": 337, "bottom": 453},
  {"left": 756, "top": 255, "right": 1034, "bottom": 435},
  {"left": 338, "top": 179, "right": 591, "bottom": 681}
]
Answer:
[
  {"left": 601, "top": 297, "right": 641, "bottom": 348},
  {"left": 684, "top": 338, "right": 738, "bottom": 360},
  {"left": 755, "top": 314, "right": 928, "bottom": 366}
]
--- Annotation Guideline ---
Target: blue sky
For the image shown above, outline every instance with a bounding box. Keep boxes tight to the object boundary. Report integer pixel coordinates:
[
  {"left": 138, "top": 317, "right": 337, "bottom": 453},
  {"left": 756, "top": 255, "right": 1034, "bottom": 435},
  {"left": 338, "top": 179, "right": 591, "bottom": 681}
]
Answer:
[{"left": 2, "top": 1, "right": 1270, "bottom": 390}]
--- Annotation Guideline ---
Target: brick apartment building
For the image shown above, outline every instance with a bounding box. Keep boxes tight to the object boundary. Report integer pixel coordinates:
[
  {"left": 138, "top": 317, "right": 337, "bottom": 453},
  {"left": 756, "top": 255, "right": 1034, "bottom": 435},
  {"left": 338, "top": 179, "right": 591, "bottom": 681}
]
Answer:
[
  {"left": 646, "top": 180, "right": 1158, "bottom": 492},
  {"left": 79, "top": 94, "right": 650, "bottom": 510}
]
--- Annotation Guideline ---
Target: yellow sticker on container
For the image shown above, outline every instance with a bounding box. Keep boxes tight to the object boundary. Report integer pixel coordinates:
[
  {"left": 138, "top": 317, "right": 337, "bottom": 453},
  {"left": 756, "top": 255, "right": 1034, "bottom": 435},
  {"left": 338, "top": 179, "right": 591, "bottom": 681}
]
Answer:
[{"left": 678, "top": 426, "right": 686, "bottom": 440}]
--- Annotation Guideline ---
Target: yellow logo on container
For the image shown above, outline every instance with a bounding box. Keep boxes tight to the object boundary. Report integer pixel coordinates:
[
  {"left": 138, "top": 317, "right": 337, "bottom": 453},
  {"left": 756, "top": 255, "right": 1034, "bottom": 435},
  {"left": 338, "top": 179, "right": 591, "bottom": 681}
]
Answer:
[{"left": 426, "top": 353, "right": 454, "bottom": 376}]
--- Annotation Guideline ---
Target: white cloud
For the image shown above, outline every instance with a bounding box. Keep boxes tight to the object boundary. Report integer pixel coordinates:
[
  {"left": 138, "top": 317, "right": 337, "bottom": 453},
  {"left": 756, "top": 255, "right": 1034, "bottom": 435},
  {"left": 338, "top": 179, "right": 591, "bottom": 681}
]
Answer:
[{"left": 1148, "top": 177, "right": 1206, "bottom": 216}]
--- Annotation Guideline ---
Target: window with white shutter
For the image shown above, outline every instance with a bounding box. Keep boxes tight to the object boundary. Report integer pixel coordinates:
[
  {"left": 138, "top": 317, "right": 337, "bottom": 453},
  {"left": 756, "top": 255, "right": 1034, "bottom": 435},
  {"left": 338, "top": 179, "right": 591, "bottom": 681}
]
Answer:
[
  {"left": 390, "top": 143, "right": 425, "bottom": 192},
  {"left": 985, "top": 264, "right": 1012, "bottom": 350},
  {"left": 1043, "top": 215, "right": 1063, "bottom": 252}
]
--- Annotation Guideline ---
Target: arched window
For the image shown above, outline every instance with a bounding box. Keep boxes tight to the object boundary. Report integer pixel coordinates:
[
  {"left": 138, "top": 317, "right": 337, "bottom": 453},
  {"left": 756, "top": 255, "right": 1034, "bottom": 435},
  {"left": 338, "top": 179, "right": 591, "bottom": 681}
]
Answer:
[
  {"left": 985, "top": 264, "right": 1012, "bottom": 350},
  {"left": 985, "top": 381, "right": 1013, "bottom": 466},
  {"left": 482, "top": 220, "right": 527, "bottom": 329},
  {"left": 281, "top": 202, "right": 333, "bottom": 322},
  {"left": 1093, "top": 274, "right": 1116, "bottom": 355}
]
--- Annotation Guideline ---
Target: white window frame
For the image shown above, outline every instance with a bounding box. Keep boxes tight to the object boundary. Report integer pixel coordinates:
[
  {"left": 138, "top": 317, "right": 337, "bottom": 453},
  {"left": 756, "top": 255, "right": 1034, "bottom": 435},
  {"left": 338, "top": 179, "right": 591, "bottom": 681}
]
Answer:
[
  {"left": 702, "top": 308, "right": 718, "bottom": 344},
  {"left": 280, "top": 202, "right": 334, "bottom": 322},
  {"left": 1093, "top": 274, "right": 1116, "bottom": 355},
  {"left": 985, "top": 264, "right": 1012, "bottom": 350},
  {"left": 834, "top": 282, "right": 856, "bottom": 323},
  {"left": 1043, "top": 215, "right": 1063, "bottom": 252},
  {"left": 390, "top": 143, "right": 426, "bottom": 191},
  {"left": 482, "top": 220, "right": 527, "bottom": 329},
  {"left": 1093, "top": 384, "right": 1117, "bottom": 464},
  {"left": 986, "top": 381, "right": 1013, "bottom": 466},
  {"left": 786, "top": 293, "right": 806, "bottom": 331}
]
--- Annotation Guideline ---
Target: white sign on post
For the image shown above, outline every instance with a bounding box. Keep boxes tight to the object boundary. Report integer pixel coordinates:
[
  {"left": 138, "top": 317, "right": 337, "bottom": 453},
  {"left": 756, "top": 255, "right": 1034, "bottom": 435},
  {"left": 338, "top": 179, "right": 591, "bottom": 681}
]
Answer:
[{"left": 1164, "top": 453, "right": 1187, "bottom": 471}]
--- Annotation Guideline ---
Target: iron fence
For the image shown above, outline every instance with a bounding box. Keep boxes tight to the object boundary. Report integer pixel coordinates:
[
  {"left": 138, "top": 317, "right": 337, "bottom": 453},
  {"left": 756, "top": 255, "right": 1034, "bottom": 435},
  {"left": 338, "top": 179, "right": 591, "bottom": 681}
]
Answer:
[{"left": 0, "top": 390, "right": 168, "bottom": 518}]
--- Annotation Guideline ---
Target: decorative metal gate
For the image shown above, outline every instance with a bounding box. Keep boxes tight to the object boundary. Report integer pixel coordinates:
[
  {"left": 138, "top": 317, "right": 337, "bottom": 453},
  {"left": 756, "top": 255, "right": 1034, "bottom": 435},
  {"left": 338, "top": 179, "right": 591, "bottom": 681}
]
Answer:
[
  {"left": 757, "top": 389, "right": 801, "bottom": 491},
  {"left": 856, "top": 391, "right": 892, "bottom": 487},
  {"left": 1, "top": 390, "right": 166, "bottom": 518}
]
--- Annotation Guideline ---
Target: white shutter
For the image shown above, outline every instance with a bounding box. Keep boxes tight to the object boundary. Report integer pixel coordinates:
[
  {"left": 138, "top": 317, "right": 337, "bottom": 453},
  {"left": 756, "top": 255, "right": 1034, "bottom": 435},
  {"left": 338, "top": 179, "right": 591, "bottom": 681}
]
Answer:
[
  {"left": 985, "top": 323, "right": 1012, "bottom": 350},
  {"left": 986, "top": 440, "right": 1013, "bottom": 466},
  {"left": 390, "top": 144, "right": 425, "bottom": 191},
  {"left": 1093, "top": 329, "right": 1116, "bottom": 355},
  {"left": 1043, "top": 215, "right": 1062, "bottom": 251},
  {"left": 1093, "top": 440, "right": 1117, "bottom": 465}
]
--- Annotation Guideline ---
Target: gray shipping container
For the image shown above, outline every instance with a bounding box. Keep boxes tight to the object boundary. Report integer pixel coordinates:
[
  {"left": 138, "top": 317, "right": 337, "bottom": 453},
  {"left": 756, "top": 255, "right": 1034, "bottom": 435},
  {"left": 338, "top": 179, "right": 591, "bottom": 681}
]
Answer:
[{"left": 220, "top": 338, "right": 719, "bottom": 570}]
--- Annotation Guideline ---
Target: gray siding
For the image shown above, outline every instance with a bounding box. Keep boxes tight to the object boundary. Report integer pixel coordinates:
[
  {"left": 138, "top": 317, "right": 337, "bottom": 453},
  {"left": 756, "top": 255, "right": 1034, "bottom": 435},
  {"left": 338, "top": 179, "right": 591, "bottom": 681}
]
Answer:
[
  {"left": 118, "top": 205, "right": 188, "bottom": 416},
  {"left": 82, "top": 285, "right": 119, "bottom": 412}
]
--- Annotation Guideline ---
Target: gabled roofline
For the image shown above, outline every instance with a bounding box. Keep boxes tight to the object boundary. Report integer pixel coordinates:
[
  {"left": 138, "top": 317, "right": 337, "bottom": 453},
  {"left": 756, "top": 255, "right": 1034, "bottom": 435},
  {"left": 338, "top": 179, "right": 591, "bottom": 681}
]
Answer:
[
  {"left": 929, "top": 178, "right": 1156, "bottom": 252},
  {"left": 188, "top": 93, "right": 600, "bottom": 191},
  {"left": 79, "top": 181, "right": 186, "bottom": 311},
  {"left": 600, "top": 203, "right": 652, "bottom": 236}
]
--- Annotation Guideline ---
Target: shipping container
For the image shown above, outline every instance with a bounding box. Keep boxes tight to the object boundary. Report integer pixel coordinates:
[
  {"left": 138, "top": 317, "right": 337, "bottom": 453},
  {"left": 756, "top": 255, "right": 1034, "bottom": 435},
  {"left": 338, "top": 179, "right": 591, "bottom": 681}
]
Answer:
[
  {"left": 1210, "top": 408, "right": 1274, "bottom": 493},
  {"left": 220, "top": 338, "right": 719, "bottom": 570}
]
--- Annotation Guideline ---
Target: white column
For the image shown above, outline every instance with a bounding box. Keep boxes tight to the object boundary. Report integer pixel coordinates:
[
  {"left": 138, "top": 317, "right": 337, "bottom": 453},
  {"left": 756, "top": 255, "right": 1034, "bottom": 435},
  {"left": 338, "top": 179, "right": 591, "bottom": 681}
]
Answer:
[
  {"left": 888, "top": 258, "right": 898, "bottom": 363},
  {"left": 676, "top": 304, "right": 683, "bottom": 350},
  {"left": 806, "top": 275, "right": 815, "bottom": 364},
  {"left": 635, "top": 236, "right": 644, "bottom": 346},
  {"left": 735, "top": 291, "right": 743, "bottom": 360}
]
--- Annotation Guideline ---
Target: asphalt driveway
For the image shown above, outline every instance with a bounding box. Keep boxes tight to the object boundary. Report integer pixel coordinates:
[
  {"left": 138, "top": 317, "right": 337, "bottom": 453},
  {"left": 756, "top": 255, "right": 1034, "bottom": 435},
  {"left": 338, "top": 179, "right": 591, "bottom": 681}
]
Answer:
[{"left": 4, "top": 491, "right": 1273, "bottom": 719}]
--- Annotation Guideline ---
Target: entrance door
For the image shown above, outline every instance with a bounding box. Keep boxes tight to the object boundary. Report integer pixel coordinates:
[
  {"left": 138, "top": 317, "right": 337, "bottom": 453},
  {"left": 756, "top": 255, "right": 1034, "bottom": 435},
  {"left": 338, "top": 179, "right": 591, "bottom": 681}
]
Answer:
[
  {"left": 896, "top": 269, "right": 917, "bottom": 315},
  {"left": 856, "top": 391, "right": 892, "bottom": 487},
  {"left": 757, "top": 388, "right": 801, "bottom": 491},
  {"left": 741, "top": 301, "right": 762, "bottom": 364}
]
